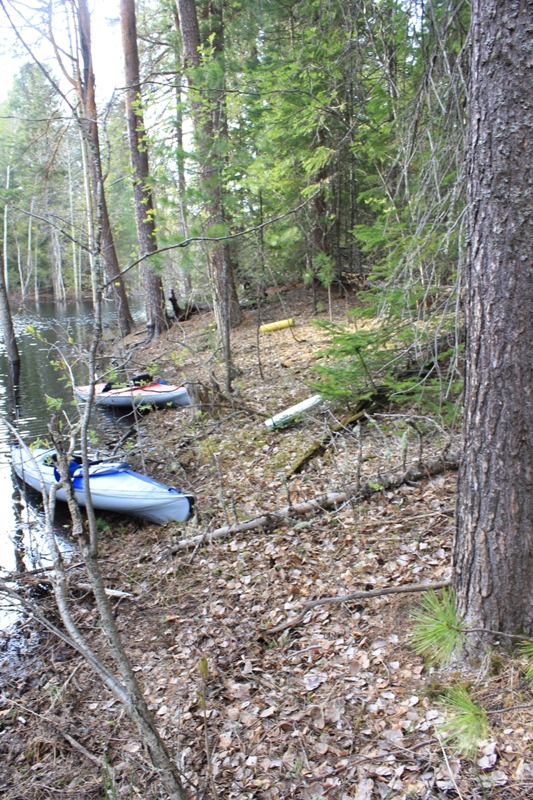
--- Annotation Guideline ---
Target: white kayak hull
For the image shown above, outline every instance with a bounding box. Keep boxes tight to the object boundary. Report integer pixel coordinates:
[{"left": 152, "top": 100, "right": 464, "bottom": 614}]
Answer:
[
  {"left": 74, "top": 382, "right": 190, "bottom": 408},
  {"left": 12, "top": 447, "right": 193, "bottom": 525}
]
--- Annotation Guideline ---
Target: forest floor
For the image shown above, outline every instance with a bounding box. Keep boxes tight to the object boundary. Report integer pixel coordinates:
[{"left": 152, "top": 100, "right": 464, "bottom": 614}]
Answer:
[{"left": 2, "top": 285, "right": 533, "bottom": 800}]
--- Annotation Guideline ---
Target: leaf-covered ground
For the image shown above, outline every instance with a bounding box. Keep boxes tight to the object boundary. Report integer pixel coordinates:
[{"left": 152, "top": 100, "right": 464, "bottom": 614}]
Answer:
[{"left": 1, "top": 286, "right": 533, "bottom": 799}]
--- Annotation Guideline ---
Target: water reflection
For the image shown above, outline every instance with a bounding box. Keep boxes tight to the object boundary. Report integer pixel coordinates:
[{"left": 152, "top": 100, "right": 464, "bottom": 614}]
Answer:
[{"left": 0, "top": 299, "right": 145, "bottom": 596}]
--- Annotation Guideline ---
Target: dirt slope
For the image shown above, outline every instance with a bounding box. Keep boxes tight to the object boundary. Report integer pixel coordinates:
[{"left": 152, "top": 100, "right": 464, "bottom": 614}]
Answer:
[{"left": 1, "top": 286, "right": 532, "bottom": 799}]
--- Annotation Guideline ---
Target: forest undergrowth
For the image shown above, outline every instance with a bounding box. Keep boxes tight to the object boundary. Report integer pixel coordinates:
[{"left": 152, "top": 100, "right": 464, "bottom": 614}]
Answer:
[{"left": 1, "top": 286, "right": 532, "bottom": 800}]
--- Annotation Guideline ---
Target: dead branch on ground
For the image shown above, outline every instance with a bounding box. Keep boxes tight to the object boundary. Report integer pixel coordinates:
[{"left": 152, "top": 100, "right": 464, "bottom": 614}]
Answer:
[{"left": 172, "top": 450, "right": 460, "bottom": 552}]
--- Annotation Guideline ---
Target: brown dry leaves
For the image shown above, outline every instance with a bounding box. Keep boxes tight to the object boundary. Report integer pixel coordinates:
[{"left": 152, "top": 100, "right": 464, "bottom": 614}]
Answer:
[{"left": 2, "top": 288, "right": 533, "bottom": 799}]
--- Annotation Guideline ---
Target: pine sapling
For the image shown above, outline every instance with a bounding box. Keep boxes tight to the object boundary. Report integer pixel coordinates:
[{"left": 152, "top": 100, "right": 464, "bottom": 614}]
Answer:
[
  {"left": 410, "top": 587, "right": 466, "bottom": 666},
  {"left": 438, "top": 684, "right": 490, "bottom": 758}
]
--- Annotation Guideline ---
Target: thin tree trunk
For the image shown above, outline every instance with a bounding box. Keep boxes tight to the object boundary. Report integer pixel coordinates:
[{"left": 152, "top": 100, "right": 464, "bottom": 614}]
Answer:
[
  {"left": 51, "top": 228, "right": 66, "bottom": 302},
  {"left": 67, "top": 146, "right": 80, "bottom": 298},
  {"left": 25, "top": 197, "right": 34, "bottom": 299},
  {"left": 34, "top": 230, "right": 39, "bottom": 302},
  {"left": 120, "top": 0, "right": 168, "bottom": 338},
  {"left": 175, "top": 0, "right": 242, "bottom": 347},
  {"left": 79, "top": 126, "right": 96, "bottom": 304},
  {"left": 0, "top": 237, "right": 20, "bottom": 367},
  {"left": 172, "top": 3, "right": 192, "bottom": 301},
  {"left": 454, "top": 0, "right": 533, "bottom": 642},
  {"left": 3, "top": 165, "right": 10, "bottom": 294},
  {"left": 16, "top": 242, "right": 23, "bottom": 299},
  {"left": 77, "top": 0, "right": 134, "bottom": 336}
]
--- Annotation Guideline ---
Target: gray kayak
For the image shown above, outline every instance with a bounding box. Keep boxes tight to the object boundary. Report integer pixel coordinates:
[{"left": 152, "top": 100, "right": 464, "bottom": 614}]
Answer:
[{"left": 12, "top": 446, "right": 194, "bottom": 525}]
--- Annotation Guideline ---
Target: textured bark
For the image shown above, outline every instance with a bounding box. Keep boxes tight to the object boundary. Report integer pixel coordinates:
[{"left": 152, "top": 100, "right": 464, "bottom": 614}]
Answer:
[
  {"left": 77, "top": 0, "right": 134, "bottom": 336},
  {"left": 454, "top": 0, "right": 533, "bottom": 639},
  {"left": 175, "top": 0, "right": 241, "bottom": 335},
  {"left": 120, "top": 0, "right": 168, "bottom": 337}
]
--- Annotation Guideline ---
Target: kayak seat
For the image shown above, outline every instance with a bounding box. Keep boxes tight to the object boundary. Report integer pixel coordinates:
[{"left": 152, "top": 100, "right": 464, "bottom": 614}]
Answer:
[{"left": 72, "top": 463, "right": 131, "bottom": 479}]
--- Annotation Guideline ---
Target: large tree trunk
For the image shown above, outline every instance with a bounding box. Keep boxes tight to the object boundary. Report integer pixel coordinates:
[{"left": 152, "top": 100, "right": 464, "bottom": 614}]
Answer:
[
  {"left": 120, "top": 0, "right": 169, "bottom": 338},
  {"left": 175, "top": 0, "right": 242, "bottom": 340},
  {"left": 77, "top": 0, "right": 134, "bottom": 337},
  {"left": 454, "top": 0, "right": 533, "bottom": 641}
]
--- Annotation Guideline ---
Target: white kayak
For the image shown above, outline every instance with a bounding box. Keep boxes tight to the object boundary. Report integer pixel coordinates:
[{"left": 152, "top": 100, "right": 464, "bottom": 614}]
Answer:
[
  {"left": 12, "top": 446, "right": 194, "bottom": 525},
  {"left": 74, "top": 380, "right": 190, "bottom": 408}
]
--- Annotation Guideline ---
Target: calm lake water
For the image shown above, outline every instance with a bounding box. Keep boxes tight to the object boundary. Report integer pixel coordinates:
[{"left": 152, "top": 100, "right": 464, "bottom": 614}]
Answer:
[{"left": 0, "top": 299, "right": 145, "bottom": 627}]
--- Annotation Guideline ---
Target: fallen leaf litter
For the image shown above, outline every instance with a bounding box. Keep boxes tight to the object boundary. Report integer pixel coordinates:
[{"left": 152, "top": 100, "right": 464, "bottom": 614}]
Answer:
[{"left": 2, "top": 286, "right": 533, "bottom": 799}]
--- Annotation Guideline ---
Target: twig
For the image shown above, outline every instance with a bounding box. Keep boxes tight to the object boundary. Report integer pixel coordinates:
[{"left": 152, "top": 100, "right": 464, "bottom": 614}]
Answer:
[
  {"left": 4, "top": 696, "right": 106, "bottom": 768},
  {"left": 110, "top": 425, "right": 137, "bottom": 457},
  {"left": 49, "top": 663, "right": 82, "bottom": 710},
  {"left": 197, "top": 658, "right": 219, "bottom": 800},
  {"left": 487, "top": 702, "right": 533, "bottom": 714},
  {"left": 437, "top": 736, "right": 464, "bottom": 800},
  {"left": 263, "top": 581, "right": 451, "bottom": 634},
  {"left": 61, "top": 729, "right": 106, "bottom": 768}
]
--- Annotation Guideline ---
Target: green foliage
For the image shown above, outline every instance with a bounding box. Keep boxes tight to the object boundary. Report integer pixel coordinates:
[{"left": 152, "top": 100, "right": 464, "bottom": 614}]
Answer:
[
  {"left": 96, "top": 518, "right": 111, "bottom": 534},
  {"left": 1, "top": 0, "right": 468, "bottom": 368},
  {"left": 518, "top": 640, "right": 533, "bottom": 683},
  {"left": 312, "top": 311, "right": 462, "bottom": 424},
  {"left": 411, "top": 588, "right": 466, "bottom": 666},
  {"left": 439, "top": 684, "right": 490, "bottom": 758},
  {"left": 197, "top": 655, "right": 209, "bottom": 680},
  {"left": 45, "top": 395, "right": 63, "bottom": 412},
  {"left": 101, "top": 755, "right": 134, "bottom": 800},
  {"left": 315, "top": 252, "right": 335, "bottom": 289}
]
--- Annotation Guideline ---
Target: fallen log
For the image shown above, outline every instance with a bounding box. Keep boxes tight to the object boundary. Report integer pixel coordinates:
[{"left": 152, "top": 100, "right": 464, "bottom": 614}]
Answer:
[
  {"left": 262, "top": 580, "right": 452, "bottom": 635},
  {"left": 171, "top": 450, "right": 460, "bottom": 552}
]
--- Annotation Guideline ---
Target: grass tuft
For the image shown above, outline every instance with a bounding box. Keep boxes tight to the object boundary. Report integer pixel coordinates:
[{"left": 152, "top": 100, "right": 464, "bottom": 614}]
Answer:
[{"left": 410, "top": 587, "right": 465, "bottom": 666}]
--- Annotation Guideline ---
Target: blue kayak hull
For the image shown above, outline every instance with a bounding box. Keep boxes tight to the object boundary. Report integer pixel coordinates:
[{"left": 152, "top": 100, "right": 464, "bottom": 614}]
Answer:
[{"left": 12, "top": 447, "right": 193, "bottom": 525}]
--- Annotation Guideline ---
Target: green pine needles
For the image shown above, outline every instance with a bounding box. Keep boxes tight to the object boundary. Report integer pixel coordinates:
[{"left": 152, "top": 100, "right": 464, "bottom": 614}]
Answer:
[
  {"left": 411, "top": 590, "right": 492, "bottom": 758},
  {"left": 518, "top": 640, "right": 533, "bottom": 683},
  {"left": 410, "top": 588, "right": 467, "bottom": 666},
  {"left": 439, "top": 685, "right": 490, "bottom": 758},
  {"left": 312, "top": 313, "right": 462, "bottom": 424}
]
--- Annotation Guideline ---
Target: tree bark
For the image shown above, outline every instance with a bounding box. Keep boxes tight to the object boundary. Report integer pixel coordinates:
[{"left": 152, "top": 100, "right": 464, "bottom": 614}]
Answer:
[
  {"left": 171, "top": 5, "right": 193, "bottom": 300},
  {"left": 3, "top": 165, "right": 10, "bottom": 294},
  {"left": 175, "top": 0, "right": 242, "bottom": 342},
  {"left": 77, "top": 0, "right": 134, "bottom": 336},
  {"left": 0, "top": 237, "right": 20, "bottom": 368},
  {"left": 454, "top": 0, "right": 533, "bottom": 641},
  {"left": 120, "top": 0, "right": 169, "bottom": 338}
]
